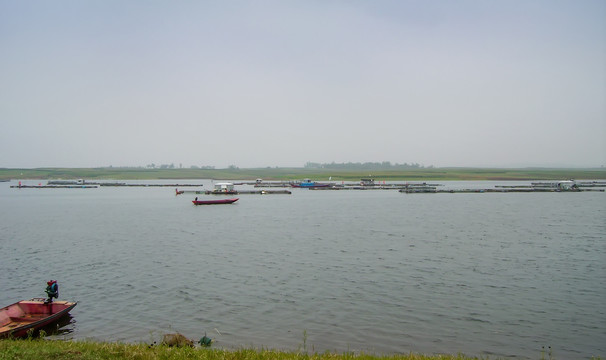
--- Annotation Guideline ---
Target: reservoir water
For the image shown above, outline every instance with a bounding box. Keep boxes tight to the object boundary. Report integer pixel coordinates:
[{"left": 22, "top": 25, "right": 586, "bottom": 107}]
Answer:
[{"left": 1, "top": 180, "right": 604, "bottom": 359}]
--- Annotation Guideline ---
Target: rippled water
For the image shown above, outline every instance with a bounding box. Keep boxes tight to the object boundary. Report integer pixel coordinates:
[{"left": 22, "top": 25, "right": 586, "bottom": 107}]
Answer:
[{"left": 1, "top": 180, "right": 604, "bottom": 359}]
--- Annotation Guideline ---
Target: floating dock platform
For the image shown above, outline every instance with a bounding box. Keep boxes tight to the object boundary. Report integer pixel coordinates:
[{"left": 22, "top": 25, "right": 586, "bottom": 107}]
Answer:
[
  {"left": 176, "top": 189, "right": 291, "bottom": 195},
  {"left": 11, "top": 185, "right": 99, "bottom": 189},
  {"left": 400, "top": 187, "right": 604, "bottom": 194},
  {"left": 99, "top": 183, "right": 204, "bottom": 187},
  {"left": 207, "top": 190, "right": 292, "bottom": 195}
]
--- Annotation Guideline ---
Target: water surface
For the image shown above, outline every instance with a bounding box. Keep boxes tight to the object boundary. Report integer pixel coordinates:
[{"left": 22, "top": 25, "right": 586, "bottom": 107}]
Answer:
[{"left": 1, "top": 180, "right": 604, "bottom": 359}]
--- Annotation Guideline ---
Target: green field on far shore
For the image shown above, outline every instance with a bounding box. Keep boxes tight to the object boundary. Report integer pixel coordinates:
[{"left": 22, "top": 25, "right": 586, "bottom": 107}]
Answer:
[{"left": 1, "top": 167, "right": 605, "bottom": 181}]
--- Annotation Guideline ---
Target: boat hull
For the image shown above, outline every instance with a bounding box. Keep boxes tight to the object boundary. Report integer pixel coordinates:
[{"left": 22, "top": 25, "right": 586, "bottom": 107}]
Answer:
[
  {"left": 291, "top": 183, "right": 331, "bottom": 188},
  {"left": 192, "top": 198, "right": 239, "bottom": 205},
  {"left": 0, "top": 299, "right": 77, "bottom": 338}
]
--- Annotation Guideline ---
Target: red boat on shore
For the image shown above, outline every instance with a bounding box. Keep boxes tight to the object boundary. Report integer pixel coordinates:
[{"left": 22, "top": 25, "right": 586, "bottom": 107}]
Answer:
[
  {"left": 0, "top": 298, "right": 77, "bottom": 338},
  {"left": 192, "top": 198, "right": 239, "bottom": 205}
]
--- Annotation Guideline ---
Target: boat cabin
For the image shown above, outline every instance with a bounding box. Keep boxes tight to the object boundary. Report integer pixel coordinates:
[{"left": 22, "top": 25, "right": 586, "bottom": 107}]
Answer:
[
  {"left": 556, "top": 180, "right": 577, "bottom": 190},
  {"left": 214, "top": 182, "right": 235, "bottom": 192},
  {"left": 360, "top": 178, "right": 375, "bottom": 186}
]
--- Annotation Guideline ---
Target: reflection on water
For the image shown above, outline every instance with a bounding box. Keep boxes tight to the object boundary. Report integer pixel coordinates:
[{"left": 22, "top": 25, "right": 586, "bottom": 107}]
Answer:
[{"left": 1, "top": 180, "right": 604, "bottom": 359}]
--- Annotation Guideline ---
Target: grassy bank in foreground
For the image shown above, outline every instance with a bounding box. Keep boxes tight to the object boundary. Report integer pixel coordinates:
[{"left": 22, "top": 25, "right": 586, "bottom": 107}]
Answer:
[
  {"left": 0, "top": 339, "right": 504, "bottom": 360},
  {"left": 1, "top": 167, "right": 605, "bottom": 181}
]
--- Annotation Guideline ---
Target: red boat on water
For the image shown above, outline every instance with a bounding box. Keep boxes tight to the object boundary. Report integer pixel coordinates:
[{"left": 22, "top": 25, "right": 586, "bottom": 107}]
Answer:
[
  {"left": 0, "top": 298, "right": 77, "bottom": 338},
  {"left": 193, "top": 198, "right": 239, "bottom": 205}
]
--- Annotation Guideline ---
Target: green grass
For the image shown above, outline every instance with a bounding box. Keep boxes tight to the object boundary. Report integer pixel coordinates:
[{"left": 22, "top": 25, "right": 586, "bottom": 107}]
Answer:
[
  {"left": 1, "top": 167, "right": 605, "bottom": 181},
  {"left": 0, "top": 339, "right": 516, "bottom": 360}
]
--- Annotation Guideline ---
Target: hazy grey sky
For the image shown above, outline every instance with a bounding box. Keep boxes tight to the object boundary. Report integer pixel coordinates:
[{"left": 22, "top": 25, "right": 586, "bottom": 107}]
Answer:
[{"left": 1, "top": 0, "right": 604, "bottom": 168}]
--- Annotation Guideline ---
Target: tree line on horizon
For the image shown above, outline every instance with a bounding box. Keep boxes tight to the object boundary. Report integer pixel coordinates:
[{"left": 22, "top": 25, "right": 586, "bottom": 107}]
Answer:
[
  {"left": 132, "top": 162, "right": 433, "bottom": 170},
  {"left": 304, "top": 161, "right": 431, "bottom": 170},
  {"left": 132, "top": 162, "right": 432, "bottom": 170}
]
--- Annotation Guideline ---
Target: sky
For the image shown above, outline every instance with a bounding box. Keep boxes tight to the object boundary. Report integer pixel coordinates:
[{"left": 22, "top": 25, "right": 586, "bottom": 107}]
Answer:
[{"left": 1, "top": 0, "right": 605, "bottom": 169}]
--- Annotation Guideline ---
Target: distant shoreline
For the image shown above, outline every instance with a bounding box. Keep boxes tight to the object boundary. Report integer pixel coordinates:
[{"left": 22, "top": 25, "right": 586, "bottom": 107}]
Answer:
[{"left": 1, "top": 167, "right": 605, "bottom": 181}]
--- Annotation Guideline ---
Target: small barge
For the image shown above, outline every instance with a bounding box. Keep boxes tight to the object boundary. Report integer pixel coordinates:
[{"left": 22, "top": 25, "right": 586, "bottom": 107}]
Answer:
[
  {"left": 193, "top": 198, "right": 239, "bottom": 205},
  {"left": 290, "top": 179, "right": 333, "bottom": 188}
]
